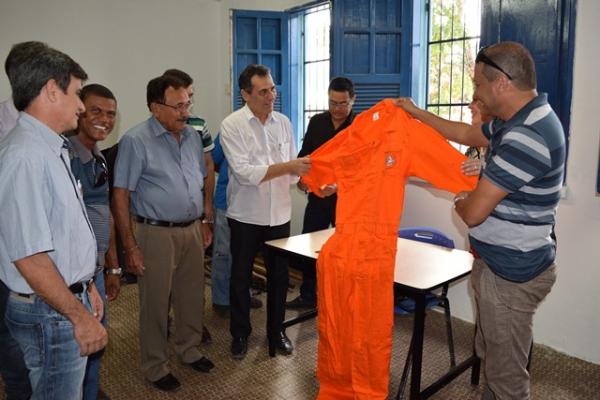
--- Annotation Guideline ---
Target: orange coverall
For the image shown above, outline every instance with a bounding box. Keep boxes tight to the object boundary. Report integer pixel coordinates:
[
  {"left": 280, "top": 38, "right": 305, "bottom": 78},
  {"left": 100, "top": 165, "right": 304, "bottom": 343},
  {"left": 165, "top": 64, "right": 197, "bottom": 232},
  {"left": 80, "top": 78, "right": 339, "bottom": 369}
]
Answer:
[{"left": 301, "top": 99, "right": 477, "bottom": 399}]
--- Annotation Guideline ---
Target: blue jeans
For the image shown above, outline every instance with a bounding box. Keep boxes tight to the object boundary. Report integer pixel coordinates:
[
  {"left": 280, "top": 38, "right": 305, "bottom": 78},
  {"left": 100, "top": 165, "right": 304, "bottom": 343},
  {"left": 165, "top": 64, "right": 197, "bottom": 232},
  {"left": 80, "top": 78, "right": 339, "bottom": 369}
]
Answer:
[
  {"left": 0, "top": 280, "right": 31, "bottom": 400},
  {"left": 5, "top": 289, "right": 91, "bottom": 400},
  {"left": 211, "top": 208, "right": 231, "bottom": 306},
  {"left": 83, "top": 271, "right": 107, "bottom": 400}
]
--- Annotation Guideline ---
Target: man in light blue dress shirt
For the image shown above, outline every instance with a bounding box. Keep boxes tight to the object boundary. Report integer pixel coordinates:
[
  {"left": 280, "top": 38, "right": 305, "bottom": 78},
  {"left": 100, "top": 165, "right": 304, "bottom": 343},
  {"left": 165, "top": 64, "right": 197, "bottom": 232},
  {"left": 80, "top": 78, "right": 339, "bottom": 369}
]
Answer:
[
  {"left": 0, "top": 40, "right": 38, "bottom": 400},
  {"left": 113, "top": 74, "right": 214, "bottom": 392},
  {"left": 0, "top": 41, "right": 107, "bottom": 400}
]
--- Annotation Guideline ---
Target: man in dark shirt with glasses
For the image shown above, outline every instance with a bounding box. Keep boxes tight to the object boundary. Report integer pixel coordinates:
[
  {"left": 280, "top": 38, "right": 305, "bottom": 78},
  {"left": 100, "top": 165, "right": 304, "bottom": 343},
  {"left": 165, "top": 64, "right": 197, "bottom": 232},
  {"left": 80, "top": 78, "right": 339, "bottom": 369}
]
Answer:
[{"left": 286, "top": 77, "right": 357, "bottom": 309}]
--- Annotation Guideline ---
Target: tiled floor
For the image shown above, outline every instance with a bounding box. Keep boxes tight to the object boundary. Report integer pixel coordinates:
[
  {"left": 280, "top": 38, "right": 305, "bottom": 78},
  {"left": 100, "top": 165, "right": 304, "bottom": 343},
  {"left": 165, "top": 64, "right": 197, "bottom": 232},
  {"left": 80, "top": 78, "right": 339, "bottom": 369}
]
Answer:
[
  {"left": 96, "top": 281, "right": 600, "bottom": 400},
  {"left": 2, "top": 279, "right": 599, "bottom": 399}
]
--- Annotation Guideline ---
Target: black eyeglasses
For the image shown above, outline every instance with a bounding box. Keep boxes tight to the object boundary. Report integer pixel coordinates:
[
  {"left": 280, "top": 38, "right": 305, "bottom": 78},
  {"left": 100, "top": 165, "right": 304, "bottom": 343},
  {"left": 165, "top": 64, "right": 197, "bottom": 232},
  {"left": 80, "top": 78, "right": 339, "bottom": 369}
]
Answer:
[
  {"left": 156, "top": 101, "right": 193, "bottom": 113},
  {"left": 93, "top": 154, "right": 109, "bottom": 188},
  {"left": 475, "top": 46, "right": 513, "bottom": 80}
]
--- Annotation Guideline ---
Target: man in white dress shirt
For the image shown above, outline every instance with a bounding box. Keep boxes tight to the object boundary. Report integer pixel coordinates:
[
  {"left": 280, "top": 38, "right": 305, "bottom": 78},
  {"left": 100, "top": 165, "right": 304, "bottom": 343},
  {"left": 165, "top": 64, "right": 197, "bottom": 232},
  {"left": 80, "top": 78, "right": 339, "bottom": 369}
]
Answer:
[{"left": 220, "top": 64, "right": 311, "bottom": 359}]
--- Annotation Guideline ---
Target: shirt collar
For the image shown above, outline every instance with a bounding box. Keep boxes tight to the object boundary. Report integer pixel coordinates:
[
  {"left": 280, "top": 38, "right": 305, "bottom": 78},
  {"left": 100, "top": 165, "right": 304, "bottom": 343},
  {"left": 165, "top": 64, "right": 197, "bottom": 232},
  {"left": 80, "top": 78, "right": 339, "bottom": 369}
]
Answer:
[
  {"left": 68, "top": 135, "right": 102, "bottom": 164},
  {"left": 492, "top": 93, "right": 548, "bottom": 132},
  {"left": 149, "top": 116, "right": 192, "bottom": 139},
  {"left": 242, "top": 104, "right": 276, "bottom": 124},
  {"left": 19, "top": 112, "right": 65, "bottom": 156}
]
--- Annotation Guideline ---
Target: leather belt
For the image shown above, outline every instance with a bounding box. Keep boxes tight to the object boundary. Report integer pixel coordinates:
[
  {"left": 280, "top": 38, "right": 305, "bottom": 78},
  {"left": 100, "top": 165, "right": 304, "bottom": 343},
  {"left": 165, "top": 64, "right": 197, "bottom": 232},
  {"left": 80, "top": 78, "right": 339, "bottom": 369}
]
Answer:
[
  {"left": 12, "top": 278, "right": 92, "bottom": 299},
  {"left": 135, "top": 216, "right": 197, "bottom": 228}
]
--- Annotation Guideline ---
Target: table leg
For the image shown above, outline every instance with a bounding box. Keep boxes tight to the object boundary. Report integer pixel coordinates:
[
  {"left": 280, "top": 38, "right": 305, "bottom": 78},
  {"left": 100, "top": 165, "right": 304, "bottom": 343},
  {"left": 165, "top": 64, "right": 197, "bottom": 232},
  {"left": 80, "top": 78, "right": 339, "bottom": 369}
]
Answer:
[
  {"left": 409, "top": 293, "right": 427, "bottom": 400},
  {"left": 471, "top": 355, "right": 481, "bottom": 385}
]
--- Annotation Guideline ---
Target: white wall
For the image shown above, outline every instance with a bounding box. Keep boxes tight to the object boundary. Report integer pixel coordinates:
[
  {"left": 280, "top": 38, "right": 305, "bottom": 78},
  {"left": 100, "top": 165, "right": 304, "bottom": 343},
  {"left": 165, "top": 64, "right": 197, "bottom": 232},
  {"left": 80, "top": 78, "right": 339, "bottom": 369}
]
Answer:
[
  {"left": 0, "top": 0, "right": 305, "bottom": 148},
  {"left": 1, "top": 0, "right": 598, "bottom": 364}
]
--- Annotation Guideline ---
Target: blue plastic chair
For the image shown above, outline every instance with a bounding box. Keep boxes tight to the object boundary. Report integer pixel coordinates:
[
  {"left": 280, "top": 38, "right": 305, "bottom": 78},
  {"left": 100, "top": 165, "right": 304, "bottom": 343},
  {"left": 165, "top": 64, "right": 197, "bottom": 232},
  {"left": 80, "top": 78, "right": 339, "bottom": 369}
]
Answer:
[{"left": 395, "top": 227, "right": 457, "bottom": 399}]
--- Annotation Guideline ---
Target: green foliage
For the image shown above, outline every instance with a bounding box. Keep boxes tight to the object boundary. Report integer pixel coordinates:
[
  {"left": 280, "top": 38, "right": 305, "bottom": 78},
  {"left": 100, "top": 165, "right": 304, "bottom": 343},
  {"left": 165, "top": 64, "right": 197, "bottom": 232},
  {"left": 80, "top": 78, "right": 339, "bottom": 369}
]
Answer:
[{"left": 427, "top": 0, "right": 481, "bottom": 122}]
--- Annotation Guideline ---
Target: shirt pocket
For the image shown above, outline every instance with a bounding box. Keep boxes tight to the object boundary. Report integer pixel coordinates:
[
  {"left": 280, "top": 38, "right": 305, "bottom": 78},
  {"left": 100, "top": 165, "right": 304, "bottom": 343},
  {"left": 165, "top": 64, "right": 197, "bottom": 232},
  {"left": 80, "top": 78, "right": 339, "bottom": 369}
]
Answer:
[
  {"left": 336, "top": 140, "right": 379, "bottom": 180},
  {"left": 276, "top": 138, "right": 290, "bottom": 163}
]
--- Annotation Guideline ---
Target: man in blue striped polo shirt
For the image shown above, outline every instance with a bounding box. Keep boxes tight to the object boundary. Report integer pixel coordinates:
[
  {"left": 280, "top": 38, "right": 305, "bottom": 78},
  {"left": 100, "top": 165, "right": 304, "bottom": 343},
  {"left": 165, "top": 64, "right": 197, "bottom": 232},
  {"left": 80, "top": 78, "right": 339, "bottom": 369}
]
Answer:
[{"left": 396, "top": 41, "right": 565, "bottom": 400}]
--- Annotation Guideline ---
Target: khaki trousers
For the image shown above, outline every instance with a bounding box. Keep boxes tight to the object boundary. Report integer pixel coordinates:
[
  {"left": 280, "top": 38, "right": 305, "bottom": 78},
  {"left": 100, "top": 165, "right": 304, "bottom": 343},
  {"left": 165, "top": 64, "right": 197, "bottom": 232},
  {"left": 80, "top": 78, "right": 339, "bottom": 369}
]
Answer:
[
  {"left": 136, "top": 221, "right": 205, "bottom": 381},
  {"left": 471, "top": 259, "right": 556, "bottom": 400}
]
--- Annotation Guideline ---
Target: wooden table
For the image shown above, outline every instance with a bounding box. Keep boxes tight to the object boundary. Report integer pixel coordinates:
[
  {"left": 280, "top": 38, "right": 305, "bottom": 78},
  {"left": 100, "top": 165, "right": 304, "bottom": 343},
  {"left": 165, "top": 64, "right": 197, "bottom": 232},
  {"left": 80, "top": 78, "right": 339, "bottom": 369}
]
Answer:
[{"left": 265, "top": 228, "right": 480, "bottom": 399}]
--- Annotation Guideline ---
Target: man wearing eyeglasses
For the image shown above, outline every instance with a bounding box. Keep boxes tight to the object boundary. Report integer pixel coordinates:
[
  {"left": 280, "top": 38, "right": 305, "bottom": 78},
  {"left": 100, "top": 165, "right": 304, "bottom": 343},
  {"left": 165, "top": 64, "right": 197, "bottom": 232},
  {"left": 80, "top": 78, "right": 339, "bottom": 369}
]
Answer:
[
  {"left": 396, "top": 41, "right": 565, "bottom": 400},
  {"left": 112, "top": 75, "right": 214, "bottom": 392},
  {"left": 286, "top": 77, "right": 356, "bottom": 310},
  {"left": 220, "top": 64, "right": 311, "bottom": 360},
  {"left": 68, "top": 83, "right": 121, "bottom": 400}
]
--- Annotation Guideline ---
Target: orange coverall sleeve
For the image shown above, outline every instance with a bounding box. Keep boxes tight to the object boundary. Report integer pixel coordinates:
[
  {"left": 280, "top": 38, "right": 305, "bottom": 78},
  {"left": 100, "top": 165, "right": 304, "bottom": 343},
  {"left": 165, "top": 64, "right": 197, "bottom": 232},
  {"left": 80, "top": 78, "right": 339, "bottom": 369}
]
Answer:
[
  {"left": 406, "top": 118, "right": 478, "bottom": 194},
  {"left": 300, "top": 125, "right": 351, "bottom": 196}
]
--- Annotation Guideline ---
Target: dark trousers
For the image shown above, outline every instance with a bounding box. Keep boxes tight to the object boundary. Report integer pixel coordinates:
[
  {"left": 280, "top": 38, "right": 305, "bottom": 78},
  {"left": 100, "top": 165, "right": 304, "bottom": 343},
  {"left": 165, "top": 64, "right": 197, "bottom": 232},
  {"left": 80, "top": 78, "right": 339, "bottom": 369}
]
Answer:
[
  {"left": 228, "top": 218, "right": 290, "bottom": 340},
  {"left": 299, "top": 200, "right": 336, "bottom": 302},
  {"left": 0, "top": 280, "right": 32, "bottom": 400}
]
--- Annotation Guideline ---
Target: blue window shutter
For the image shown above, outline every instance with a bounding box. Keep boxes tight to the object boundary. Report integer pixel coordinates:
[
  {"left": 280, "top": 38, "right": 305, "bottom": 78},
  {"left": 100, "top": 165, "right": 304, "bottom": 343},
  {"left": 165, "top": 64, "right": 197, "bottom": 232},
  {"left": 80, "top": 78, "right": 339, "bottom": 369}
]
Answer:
[
  {"left": 232, "top": 10, "right": 289, "bottom": 116},
  {"left": 331, "top": 0, "right": 413, "bottom": 112},
  {"left": 481, "top": 0, "right": 576, "bottom": 139}
]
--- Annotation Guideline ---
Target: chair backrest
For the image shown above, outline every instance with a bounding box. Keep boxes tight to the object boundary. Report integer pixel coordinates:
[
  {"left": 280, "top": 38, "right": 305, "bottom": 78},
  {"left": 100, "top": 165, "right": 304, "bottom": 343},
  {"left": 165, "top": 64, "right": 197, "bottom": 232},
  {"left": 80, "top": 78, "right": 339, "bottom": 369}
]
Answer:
[{"left": 398, "top": 227, "right": 455, "bottom": 249}]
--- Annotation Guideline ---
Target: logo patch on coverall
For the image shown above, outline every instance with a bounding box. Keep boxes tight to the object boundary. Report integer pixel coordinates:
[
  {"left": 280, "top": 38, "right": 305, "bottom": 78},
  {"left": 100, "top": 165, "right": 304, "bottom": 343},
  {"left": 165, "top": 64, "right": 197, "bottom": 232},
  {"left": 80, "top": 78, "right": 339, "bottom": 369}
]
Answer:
[{"left": 385, "top": 153, "right": 396, "bottom": 168}]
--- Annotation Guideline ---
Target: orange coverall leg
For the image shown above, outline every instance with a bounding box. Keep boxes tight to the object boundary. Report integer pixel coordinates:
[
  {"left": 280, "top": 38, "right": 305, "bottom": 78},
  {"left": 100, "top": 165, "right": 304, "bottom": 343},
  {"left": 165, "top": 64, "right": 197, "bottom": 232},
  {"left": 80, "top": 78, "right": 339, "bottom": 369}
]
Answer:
[{"left": 316, "top": 230, "right": 396, "bottom": 399}]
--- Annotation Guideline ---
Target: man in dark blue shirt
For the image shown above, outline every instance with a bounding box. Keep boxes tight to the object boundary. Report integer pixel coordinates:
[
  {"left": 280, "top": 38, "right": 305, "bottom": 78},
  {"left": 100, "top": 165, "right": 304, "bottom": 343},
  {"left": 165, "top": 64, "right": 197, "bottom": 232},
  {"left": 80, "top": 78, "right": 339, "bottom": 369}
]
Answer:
[{"left": 68, "top": 84, "right": 121, "bottom": 400}]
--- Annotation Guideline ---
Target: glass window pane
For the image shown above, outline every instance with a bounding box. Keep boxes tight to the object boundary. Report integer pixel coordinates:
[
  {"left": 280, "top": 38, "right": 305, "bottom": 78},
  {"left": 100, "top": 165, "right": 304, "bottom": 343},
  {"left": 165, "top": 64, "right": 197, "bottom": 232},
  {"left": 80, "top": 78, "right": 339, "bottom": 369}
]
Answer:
[
  {"left": 452, "top": 1, "right": 465, "bottom": 39},
  {"left": 438, "top": 106, "right": 451, "bottom": 120},
  {"left": 303, "top": 4, "right": 331, "bottom": 135},
  {"left": 305, "top": 7, "right": 331, "bottom": 62},
  {"left": 450, "top": 40, "right": 466, "bottom": 104},
  {"left": 439, "top": 1, "right": 452, "bottom": 41},
  {"left": 304, "top": 62, "right": 329, "bottom": 111},
  {"left": 430, "top": 0, "right": 442, "bottom": 42},
  {"left": 464, "top": 0, "right": 482, "bottom": 37},
  {"left": 449, "top": 105, "right": 464, "bottom": 122},
  {"left": 428, "top": 43, "right": 441, "bottom": 104},
  {"left": 427, "top": 0, "right": 481, "bottom": 124},
  {"left": 439, "top": 41, "right": 452, "bottom": 104}
]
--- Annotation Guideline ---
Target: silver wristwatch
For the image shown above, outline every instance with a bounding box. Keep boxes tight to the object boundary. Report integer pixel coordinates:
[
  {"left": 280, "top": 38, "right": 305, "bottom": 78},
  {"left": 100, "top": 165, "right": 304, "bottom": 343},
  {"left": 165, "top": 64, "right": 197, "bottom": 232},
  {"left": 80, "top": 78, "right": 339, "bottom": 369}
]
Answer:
[{"left": 105, "top": 267, "right": 122, "bottom": 276}]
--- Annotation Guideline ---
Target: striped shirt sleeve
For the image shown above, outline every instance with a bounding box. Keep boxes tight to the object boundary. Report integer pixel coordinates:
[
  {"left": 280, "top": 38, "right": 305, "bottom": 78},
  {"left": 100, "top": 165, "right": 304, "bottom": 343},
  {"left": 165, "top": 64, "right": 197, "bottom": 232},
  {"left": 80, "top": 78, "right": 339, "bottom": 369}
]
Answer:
[{"left": 483, "top": 125, "right": 552, "bottom": 193}]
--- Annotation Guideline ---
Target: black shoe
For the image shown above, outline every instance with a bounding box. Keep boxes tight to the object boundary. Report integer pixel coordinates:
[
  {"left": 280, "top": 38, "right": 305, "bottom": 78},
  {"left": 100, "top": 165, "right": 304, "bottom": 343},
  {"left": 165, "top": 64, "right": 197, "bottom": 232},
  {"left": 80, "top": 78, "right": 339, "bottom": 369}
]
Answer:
[
  {"left": 213, "top": 303, "right": 230, "bottom": 318},
  {"left": 285, "top": 295, "right": 316, "bottom": 309},
  {"left": 122, "top": 272, "right": 137, "bottom": 284},
  {"left": 250, "top": 296, "right": 263, "bottom": 309},
  {"left": 187, "top": 356, "right": 215, "bottom": 373},
  {"left": 201, "top": 326, "right": 212, "bottom": 344},
  {"left": 151, "top": 373, "right": 181, "bottom": 392},
  {"left": 231, "top": 337, "right": 248, "bottom": 360},
  {"left": 269, "top": 331, "right": 294, "bottom": 357}
]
